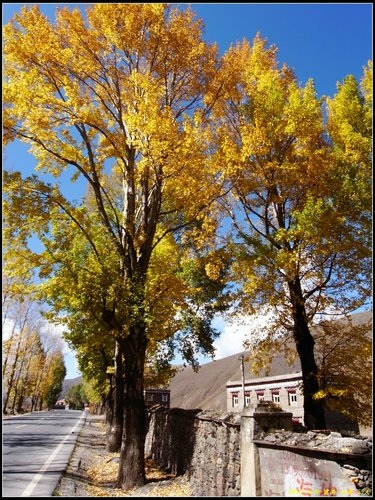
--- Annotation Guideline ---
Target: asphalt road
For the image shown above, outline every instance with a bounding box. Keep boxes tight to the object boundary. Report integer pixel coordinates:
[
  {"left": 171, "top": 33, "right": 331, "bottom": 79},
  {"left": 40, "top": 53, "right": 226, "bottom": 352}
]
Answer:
[{"left": 2, "top": 409, "right": 86, "bottom": 497}]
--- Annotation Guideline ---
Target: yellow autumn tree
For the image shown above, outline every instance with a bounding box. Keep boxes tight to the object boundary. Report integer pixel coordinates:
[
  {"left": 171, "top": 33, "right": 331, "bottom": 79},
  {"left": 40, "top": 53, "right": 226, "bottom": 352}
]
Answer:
[
  {"left": 210, "top": 35, "right": 372, "bottom": 429},
  {"left": 2, "top": 293, "right": 41, "bottom": 414},
  {"left": 2, "top": 287, "right": 66, "bottom": 414},
  {"left": 312, "top": 313, "right": 372, "bottom": 428},
  {"left": 3, "top": 4, "right": 229, "bottom": 488}
]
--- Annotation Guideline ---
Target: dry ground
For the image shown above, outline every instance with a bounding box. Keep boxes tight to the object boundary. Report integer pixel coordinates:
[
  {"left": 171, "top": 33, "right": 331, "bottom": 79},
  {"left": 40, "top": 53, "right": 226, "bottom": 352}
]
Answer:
[{"left": 54, "top": 413, "right": 192, "bottom": 497}]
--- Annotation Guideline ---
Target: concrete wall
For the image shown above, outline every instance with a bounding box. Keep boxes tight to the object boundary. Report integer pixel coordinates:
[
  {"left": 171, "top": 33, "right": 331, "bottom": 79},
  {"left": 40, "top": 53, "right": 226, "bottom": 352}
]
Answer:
[{"left": 241, "top": 403, "right": 372, "bottom": 497}]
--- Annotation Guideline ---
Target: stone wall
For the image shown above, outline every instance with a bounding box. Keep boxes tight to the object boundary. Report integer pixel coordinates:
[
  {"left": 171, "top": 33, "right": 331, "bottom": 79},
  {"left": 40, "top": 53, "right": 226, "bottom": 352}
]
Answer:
[
  {"left": 145, "top": 407, "right": 200, "bottom": 476},
  {"left": 188, "top": 411, "right": 241, "bottom": 496},
  {"left": 145, "top": 406, "right": 241, "bottom": 496},
  {"left": 145, "top": 404, "right": 372, "bottom": 497}
]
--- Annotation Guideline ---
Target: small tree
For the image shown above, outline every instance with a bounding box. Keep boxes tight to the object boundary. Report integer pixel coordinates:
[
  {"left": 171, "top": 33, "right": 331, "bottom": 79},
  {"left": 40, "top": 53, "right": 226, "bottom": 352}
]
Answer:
[
  {"left": 43, "top": 352, "right": 67, "bottom": 409},
  {"left": 65, "top": 383, "right": 87, "bottom": 410}
]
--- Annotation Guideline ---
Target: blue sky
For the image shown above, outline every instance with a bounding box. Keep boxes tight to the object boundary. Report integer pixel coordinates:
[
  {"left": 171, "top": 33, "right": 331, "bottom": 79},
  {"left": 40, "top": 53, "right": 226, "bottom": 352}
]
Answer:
[
  {"left": 2, "top": 3, "right": 373, "bottom": 378},
  {"left": 2, "top": 3, "right": 372, "bottom": 98}
]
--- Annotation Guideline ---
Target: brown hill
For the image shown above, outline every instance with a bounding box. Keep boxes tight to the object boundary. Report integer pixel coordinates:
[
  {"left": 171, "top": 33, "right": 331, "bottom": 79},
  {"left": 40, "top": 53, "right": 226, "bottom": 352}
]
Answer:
[
  {"left": 60, "top": 311, "right": 371, "bottom": 410},
  {"left": 167, "top": 310, "right": 372, "bottom": 411},
  {"left": 167, "top": 351, "right": 301, "bottom": 411},
  {"left": 59, "top": 375, "right": 83, "bottom": 399}
]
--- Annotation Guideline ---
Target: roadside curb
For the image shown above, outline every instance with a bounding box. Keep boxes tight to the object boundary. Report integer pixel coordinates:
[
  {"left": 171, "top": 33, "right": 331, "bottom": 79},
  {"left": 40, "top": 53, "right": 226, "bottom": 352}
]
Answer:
[{"left": 53, "top": 412, "right": 106, "bottom": 496}]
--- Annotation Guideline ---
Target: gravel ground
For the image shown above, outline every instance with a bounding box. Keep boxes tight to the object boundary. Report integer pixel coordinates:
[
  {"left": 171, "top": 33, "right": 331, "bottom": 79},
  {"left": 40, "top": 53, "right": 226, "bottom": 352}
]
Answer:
[{"left": 54, "top": 413, "right": 192, "bottom": 497}]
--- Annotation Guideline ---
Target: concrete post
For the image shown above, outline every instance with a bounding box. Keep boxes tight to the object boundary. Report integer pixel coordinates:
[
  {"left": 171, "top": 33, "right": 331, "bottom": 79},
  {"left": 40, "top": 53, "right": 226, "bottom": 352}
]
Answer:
[
  {"left": 241, "top": 402, "right": 294, "bottom": 496},
  {"left": 240, "top": 405, "right": 261, "bottom": 497}
]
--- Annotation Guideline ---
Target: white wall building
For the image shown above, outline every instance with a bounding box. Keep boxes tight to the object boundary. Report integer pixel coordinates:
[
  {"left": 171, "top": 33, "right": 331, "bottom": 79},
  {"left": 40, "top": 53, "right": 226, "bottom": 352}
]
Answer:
[{"left": 226, "top": 372, "right": 304, "bottom": 424}]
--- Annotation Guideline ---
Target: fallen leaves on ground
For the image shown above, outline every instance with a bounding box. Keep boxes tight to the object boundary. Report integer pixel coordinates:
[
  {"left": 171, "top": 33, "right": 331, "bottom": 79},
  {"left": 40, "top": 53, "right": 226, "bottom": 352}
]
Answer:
[
  {"left": 56, "top": 415, "right": 192, "bottom": 497},
  {"left": 85, "top": 449, "right": 191, "bottom": 496}
]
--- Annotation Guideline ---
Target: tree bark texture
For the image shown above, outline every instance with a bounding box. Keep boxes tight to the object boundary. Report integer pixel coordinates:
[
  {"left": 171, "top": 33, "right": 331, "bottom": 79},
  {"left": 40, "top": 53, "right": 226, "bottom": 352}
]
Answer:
[
  {"left": 289, "top": 279, "right": 326, "bottom": 430},
  {"left": 105, "top": 341, "right": 124, "bottom": 453},
  {"left": 116, "top": 331, "right": 148, "bottom": 489}
]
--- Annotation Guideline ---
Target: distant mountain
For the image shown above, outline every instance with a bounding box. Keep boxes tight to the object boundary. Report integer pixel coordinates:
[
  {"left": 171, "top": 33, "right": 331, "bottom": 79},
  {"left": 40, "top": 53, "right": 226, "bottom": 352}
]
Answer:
[
  {"left": 167, "top": 310, "right": 372, "bottom": 412},
  {"left": 59, "top": 375, "right": 83, "bottom": 399},
  {"left": 59, "top": 311, "right": 371, "bottom": 410},
  {"left": 167, "top": 350, "right": 301, "bottom": 411}
]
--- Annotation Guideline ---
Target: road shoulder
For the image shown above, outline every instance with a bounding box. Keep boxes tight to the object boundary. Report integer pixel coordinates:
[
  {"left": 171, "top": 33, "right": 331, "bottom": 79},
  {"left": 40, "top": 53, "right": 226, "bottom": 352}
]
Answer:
[{"left": 53, "top": 413, "right": 191, "bottom": 497}]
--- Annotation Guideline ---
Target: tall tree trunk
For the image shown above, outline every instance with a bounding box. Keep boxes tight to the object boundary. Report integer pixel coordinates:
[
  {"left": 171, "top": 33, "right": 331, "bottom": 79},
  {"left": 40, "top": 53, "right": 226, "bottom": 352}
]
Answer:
[
  {"left": 16, "top": 394, "right": 24, "bottom": 413},
  {"left": 289, "top": 279, "right": 326, "bottom": 430},
  {"left": 106, "top": 341, "right": 124, "bottom": 452},
  {"left": 3, "top": 349, "right": 20, "bottom": 414},
  {"left": 3, "top": 387, "right": 12, "bottom": 414},
  {"left": 11, "top": 387, "right": 18, "bottom": 414},
  {"left": 116, "top": 331, "right": 148, "bottom": 489},
  {"left": 99, "top": 393, "right": 107, "bottom": 415}
]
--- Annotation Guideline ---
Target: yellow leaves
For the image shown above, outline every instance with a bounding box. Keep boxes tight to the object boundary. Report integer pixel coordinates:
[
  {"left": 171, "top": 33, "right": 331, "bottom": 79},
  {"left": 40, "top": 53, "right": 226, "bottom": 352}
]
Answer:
[
  {"left": 361, "top": 60, "right": 372, "bottom": 113},
  {"left": 293, "top": 197, "right": 344, "bottom": 253},
  {"left": 166, "top": 6, "right": 216, "bottom": 77},
  {"left": 203, "top": 248, "right": 229, "bottom": 282},
  {"left": 217, "top": 34, "right": 279, "bottom": 108},
  {"left": 249, "top": 33, "right": 279, "bottom": 75},
  {"left": 118, "top": 71, "right": 176, "bottom": 157},
  {"left": 240, "top": 123, "right": 271, "bottom": 160},
  {"left": 87, "top": 4, "right": 165, "bottom": 54},
  {"left": 4, "top": 6, "right": 55, "bottom": 60},
  {"left": 149, "top": 232, "right": 181, "bottom": 274},
  {"left": 4, "top": 67, "right": 52, "bottom": 121},
  {"left": 326, "top": 67, "right": 372, "bottom": 168},
  {"left": 312, "top": 315, "right": 372, "bottom": 425},
  {"left": 181, "top": 213, "right": 216, "bottom": 252},
  {"left": 243, "top": 278, "right": 261, "bottom": 300},
  {"left": 214, "top": 33, "right": 331, "bottom": 198},
  {"left": 285, "top": 79, "right": 323, "bottom": 140},
  {"left": 3, "top": 3, "right": 219, "bottom": 201},
  {"left": 313, "top": 388, "right": 348, "bottom": 401},
  {"left": 204, "top": 262, "right": 221, "bottom": 281}
]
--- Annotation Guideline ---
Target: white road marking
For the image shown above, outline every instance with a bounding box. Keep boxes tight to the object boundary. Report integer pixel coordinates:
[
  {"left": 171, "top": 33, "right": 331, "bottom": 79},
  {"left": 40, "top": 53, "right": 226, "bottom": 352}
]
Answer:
[
  {"left": 20, "top": 413, "right": 85, "bottom": 497},
  {"left": 15, "top": 424, "right": 27, "bottom": 428}
]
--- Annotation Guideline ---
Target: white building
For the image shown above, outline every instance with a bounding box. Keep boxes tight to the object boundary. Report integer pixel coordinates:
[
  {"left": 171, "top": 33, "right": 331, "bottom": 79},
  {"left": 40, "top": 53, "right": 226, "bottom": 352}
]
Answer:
[{"left": 226, "top": 371, "right": 304, "bottom": 424}]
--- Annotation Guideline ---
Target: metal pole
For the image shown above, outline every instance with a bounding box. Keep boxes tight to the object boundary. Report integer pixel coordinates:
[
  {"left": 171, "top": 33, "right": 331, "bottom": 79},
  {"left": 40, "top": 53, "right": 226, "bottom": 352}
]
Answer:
[{"left": 238, "top": 354, "right": 245, "bottom": 410}]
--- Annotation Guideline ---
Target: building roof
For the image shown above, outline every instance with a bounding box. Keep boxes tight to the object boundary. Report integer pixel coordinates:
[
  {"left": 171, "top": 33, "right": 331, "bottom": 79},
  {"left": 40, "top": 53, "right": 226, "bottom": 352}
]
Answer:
[{"left": 227, "top": 371, "right": 303, "bottom": 389}]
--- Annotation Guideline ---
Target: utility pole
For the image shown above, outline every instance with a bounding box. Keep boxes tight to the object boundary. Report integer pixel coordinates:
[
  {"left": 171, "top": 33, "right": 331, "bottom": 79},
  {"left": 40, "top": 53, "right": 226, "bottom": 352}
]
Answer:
[{"left": 238, "top": 354, "right": 245, "bottom": 410}]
